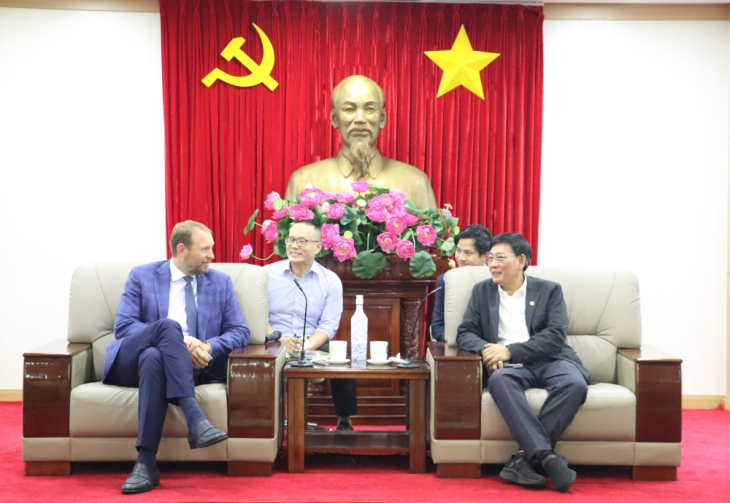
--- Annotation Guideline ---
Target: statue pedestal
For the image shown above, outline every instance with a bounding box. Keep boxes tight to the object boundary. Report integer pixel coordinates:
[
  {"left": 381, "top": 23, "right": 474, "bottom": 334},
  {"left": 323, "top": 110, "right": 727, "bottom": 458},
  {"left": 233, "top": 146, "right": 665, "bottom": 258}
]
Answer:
[{"left": 306, "top": 256, "right": 449, "bottom": 425}]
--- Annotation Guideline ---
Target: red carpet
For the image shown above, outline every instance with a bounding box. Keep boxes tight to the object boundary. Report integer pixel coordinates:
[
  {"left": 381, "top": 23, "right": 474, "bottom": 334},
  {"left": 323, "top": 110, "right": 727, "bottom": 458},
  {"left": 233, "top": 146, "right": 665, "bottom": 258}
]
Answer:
[{"left": 3, "top": 402, "right": 729, "bottom": 502}]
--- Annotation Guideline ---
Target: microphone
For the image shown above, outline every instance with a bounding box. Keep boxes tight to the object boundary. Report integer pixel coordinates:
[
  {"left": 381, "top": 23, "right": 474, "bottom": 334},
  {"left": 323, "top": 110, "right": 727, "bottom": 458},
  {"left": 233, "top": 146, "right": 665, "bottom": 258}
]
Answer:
[
  {"left": 397, "top": 286, "right": 442, "bottom": 369},
  {"left": 289, "top": 278, "right": 313, "bottom": 368}
]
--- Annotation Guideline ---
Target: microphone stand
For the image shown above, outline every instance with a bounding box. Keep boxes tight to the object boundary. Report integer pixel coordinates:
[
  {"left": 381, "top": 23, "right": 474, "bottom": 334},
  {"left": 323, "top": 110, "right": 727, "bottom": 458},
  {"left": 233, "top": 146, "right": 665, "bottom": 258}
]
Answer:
[
  {"left": 397, "top": 286, "right": 442, "bottom": 369},
  {"left": 289, "top": 278, "right": 313, "bottom": 368}
]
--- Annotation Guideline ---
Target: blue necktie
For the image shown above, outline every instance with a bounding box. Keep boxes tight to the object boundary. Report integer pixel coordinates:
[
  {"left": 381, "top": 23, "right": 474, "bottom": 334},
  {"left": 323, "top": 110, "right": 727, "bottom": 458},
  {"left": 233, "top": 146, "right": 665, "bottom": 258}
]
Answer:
[{"left": 184, "top": 276, "right": 198, "bottom": 339}]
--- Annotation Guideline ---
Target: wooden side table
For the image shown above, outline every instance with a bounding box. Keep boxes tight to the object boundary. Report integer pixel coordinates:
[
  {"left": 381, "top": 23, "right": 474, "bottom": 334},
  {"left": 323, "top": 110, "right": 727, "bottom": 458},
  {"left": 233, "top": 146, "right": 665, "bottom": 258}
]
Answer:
[{"left": 285, "top": 360, "right": 429, "bottom": 473}]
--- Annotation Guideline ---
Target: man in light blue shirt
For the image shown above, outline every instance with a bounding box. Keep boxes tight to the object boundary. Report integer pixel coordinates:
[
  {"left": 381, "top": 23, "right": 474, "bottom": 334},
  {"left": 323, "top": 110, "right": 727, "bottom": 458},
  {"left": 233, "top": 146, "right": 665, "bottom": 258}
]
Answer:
[{"left": 265, "top": 221, "right": 356, "bottom": 430}]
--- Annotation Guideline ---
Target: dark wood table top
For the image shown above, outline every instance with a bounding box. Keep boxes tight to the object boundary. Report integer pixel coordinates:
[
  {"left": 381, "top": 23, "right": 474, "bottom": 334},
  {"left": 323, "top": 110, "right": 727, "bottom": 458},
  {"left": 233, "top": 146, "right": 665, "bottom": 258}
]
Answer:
[{"left": 284, "top": 359, "right": 429, "bottom": 379}]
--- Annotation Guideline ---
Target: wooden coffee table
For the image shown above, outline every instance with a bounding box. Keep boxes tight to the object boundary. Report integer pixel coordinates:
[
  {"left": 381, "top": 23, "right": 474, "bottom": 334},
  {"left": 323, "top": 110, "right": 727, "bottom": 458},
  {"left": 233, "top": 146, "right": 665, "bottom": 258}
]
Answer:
[{"left": 285, "top": 360, "right": 429, "bottom": 473}]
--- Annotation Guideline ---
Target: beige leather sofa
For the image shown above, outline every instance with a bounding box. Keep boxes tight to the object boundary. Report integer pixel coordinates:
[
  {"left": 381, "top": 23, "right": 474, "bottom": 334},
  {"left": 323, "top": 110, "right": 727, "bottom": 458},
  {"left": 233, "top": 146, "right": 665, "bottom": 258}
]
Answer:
[
  {"left": 23, "top": 263, "right": 286, "bottom": 477},
  {"left": 427, "top": 266, "right": 682, "bottom": 481}
]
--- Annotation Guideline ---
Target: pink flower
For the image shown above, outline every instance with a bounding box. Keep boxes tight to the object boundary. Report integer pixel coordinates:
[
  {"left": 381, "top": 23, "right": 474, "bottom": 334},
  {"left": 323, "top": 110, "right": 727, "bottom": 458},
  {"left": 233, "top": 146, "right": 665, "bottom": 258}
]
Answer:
[
  {"left": 389, "top": 188, "right": 407, "bottom": 202},
  {"left": 351, "top": 181, "right": 370, "bottom": 193},
  {"left": 321, "top": 223, "right": 340, "bottom": 250},
  {"left": 396, "top": 240, "right": 416, "bottom": 260},
  {"left": 405, "top": 212, "right": 421, "bottom": 226},
  {"left": 289, "top": 204, "right": 315, "bottom": 221},
  {"left": 336, "top": 192, "right": 355, "bottom": 204},
  {"left": 416, "top": 225, "right": 437, "bottom": 246},
  {"left": 332, "top": 236, "right": 357, "bottom": 262},
  {"left": 365, "top": 206, "right": 389, "bottom": 223},
  {"left": 299, "top": 187, "right": 324, "bottom": 208},
  {"left": 272, "top": 205, "right": 289, "bottom": 220},
  {"left": 327, "top": 203, "right": 345, "bottom": 220},
  {"left": 240, "top": 244, "right": 253, "bottom": 260},
  {"left": 261, "top": 220, "right": 278, "bottom": 242},
  {"left": 386, "top": 216, "right": 407, "bottom": 236},
  {"left": 320, "top": 201, "right": 330, "bottom": 213},
  {"left": 377, "top": 232, "right": 399, "bottom": 252},
  {"left": 389, "top": 206, "right": 407, "bottom": 218},
  {"left": 441, "top": 208, "right": 453, "bottom": 218},
  {"left": 323, "top": 191, "right": 337, "bottom": 200},
  {"left": 369, "top": 194, "right": 396, "bottom": 208},
  {"left": 264, "top": 191, "right": 280, "bottom": 210}
]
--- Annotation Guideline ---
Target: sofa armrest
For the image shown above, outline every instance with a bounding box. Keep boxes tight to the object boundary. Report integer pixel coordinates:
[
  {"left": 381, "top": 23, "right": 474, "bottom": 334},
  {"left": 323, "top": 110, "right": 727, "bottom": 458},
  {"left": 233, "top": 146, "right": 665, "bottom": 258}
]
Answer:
[
  {"left": 428, "top": 342, "right": 482, "bottom": 440},
  {"left": 23, "top": 339, "right": 92, "bottom": 438},
  {"left": 227, "top": 341, "right": 286, "bottom": 439},
  {"left": 618, "top": 345, "right": 682, "bottom": 443}
]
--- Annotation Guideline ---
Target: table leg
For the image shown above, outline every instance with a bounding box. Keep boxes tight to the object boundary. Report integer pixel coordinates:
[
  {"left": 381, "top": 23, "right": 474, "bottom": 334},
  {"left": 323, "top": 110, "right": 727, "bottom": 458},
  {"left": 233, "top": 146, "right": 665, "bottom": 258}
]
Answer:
[
  {"left": 287, "top": 377, "right": 306, "bottom": 473},
  {"left": 408, "top": 379, "right": 426, "bottom": 473}
]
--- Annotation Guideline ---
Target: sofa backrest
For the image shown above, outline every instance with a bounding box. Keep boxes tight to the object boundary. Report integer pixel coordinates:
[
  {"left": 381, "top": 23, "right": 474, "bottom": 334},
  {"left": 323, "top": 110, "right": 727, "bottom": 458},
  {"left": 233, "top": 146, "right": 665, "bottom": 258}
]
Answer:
[
  {"left": 67, "top": 262, "right": 269, "bottom": 382},
  {"left": 443, "top": 266, "right": 641, "bottom": 383}
]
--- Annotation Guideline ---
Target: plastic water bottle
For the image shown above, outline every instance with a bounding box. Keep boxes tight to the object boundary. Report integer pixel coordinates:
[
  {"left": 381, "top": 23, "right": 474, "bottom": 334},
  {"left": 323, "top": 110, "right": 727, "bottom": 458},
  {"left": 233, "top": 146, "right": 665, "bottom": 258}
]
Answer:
[{"left": 350, "top": 295, "right": 368, "bottom": 361}]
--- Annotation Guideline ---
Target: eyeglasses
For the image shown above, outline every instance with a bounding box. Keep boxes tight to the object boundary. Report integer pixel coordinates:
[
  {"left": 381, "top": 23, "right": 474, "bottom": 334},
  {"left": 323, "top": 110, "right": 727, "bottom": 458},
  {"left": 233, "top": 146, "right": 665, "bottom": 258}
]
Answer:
[
  {"left": 285, "top": 237, "right": 320, "bottom": 247},
  {"left": 487, "top": 254, "right": 516, "bottom": 263}
]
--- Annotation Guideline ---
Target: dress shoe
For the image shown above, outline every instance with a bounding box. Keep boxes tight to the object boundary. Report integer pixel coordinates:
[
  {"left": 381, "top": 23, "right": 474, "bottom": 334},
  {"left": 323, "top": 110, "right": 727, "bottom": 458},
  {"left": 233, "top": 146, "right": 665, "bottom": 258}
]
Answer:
[
  {"left": 336, "top": 422, "right": 354, "bottom": 431},
  {"left": 121, "top": 462, "right": 160, "bottom": 494},
  {"left": 539, "top": 450, "right": 577, "bottom": 492},
  {"left": 499, "top": 453, "right": 547, "bottom": 489},
  {"left": 188, "top": 419, "right": 228, "bottom": 449}
]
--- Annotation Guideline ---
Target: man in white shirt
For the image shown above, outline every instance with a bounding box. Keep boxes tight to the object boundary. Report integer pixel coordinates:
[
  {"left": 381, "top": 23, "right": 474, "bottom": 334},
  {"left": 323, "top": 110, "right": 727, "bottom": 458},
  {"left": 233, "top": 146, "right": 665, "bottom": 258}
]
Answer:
[
  {"left": 456, "top": 233, "right": 589, "bottom": 493},
  {"left": 266, "top": 222, "right": 356, "bottom": 431}
]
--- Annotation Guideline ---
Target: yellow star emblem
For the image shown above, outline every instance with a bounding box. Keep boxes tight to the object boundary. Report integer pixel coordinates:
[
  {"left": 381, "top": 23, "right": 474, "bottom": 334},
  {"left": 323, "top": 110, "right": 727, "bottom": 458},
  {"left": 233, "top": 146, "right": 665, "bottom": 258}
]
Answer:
[{"left": 424, "top": 25, "right": 500, "bottom": 100}]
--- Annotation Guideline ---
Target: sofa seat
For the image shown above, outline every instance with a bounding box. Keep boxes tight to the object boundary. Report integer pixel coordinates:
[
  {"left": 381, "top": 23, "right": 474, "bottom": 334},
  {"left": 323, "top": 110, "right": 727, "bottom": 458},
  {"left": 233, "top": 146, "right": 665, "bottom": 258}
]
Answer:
[
  {"left": 69, "top": 382, "right": 227, "bottom": 438},
  {"left": 481, "top": 382, "right": 636, "bottom": 442}
]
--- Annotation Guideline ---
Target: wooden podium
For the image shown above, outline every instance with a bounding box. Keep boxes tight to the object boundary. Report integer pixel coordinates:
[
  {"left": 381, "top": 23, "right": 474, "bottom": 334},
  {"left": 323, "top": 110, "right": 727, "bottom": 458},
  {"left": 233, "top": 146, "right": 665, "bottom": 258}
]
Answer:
[{"left": 306, "top": 255, "right": 449, "bottom": 425}]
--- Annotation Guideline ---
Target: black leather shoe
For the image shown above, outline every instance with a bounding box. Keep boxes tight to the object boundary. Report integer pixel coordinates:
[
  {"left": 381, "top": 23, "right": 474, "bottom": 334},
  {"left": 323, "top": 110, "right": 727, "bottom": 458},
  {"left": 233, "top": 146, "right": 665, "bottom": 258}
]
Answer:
[
  {"left": 336, "top": 422, "right": 354, "bottom": 431},
  {"left": 121, "top": 462, "right": 160, "bottom": 494},
  {"left": 188, "top": 419, "right": 228, "bottom": 449},
  {"left": 499, "top": 453, "right": 547, "bottom": 489}
]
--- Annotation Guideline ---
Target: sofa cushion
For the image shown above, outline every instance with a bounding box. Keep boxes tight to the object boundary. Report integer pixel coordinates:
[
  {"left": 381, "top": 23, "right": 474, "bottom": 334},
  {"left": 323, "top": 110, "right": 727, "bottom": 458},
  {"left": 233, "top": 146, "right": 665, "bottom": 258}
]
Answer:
[
  {"left": 69, "top": 382, "right": 227, "bottom": 438},
  {"left": 481, "top": 382, "right": 635, "bottom": 442}
]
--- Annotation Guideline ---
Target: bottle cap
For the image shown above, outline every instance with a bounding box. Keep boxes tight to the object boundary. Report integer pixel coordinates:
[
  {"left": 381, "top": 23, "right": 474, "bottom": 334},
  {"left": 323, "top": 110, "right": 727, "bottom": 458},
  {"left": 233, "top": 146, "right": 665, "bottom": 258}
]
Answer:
[{"left": 356, "top": 294, "right": 364, "bottom": 304}]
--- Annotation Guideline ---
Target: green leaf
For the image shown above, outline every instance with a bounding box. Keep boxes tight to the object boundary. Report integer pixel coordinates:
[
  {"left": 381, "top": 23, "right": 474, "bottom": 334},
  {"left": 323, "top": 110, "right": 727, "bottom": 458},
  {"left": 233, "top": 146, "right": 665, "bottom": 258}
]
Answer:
[
  {"left": 409, "top": 250, "right": 437, "bottom": 278},
  {"left": 440, "top": 236, "right": 456, "bottom": 256},
  {"left": 356, "top": 198, "right": 367, "bottom": 208},
  {"left": 352, "top": 251, "right": 387, "bottom": 279},
  {"left": 343, "top": 230, "right": 353, "bottom": 238},
  {"left": 273, "top": 199, "right": 284, "bottom": 211},
  {"left": 243, "top": 209, "right": 259, "bottom": 234},
  {"left": 445, "top": 217, "right": 459, "bottom": 228},
  {"left": 274, "top": 238, "right": 288, "bottom": 258},
  {"left": 276, "top": 217, "right": 290, "bottom": 232},
  {"left": 404, "top": 199, "right": 429, "bottom": 215},
  {"left": 340, "top": 205, "right": 360, "bottom": 226}
]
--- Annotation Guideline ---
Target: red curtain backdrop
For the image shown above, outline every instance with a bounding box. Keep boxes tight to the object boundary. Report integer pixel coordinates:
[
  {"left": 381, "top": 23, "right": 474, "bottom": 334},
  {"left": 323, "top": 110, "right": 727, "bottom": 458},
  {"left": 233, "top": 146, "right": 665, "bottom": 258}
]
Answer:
[{"left": 160, "top": 0, "right": 543, "bottom": 263}]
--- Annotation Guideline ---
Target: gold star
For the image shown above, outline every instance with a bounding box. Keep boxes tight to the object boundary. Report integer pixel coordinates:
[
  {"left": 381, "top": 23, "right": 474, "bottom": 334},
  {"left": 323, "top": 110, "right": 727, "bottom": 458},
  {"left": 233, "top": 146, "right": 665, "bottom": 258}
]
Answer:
[{"left": 424, "top": 25, "right": 500, "bottom": 100}]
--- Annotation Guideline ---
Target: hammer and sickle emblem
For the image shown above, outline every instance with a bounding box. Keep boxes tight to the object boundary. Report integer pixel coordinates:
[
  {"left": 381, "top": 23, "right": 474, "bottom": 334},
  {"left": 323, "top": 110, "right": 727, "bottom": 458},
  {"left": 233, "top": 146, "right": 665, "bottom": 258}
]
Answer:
[{"left": 202, "top": 24, "right": 278, "bottom": 91}]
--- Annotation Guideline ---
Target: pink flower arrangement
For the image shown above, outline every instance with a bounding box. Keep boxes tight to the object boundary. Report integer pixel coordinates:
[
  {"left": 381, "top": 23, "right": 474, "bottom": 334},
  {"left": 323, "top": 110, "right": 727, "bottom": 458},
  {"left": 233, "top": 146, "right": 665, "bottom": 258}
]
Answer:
[
  {"left": 389, "top": 188, "right": 407, "bottom": 202},
  {"left": 404, "top": 212, "right": 421, "bottom": 226},
  {"left": 289, "top": 204, "right": 315, "bottom": 221},
  {"left": 365, "top": 206, "right": 389, "bottom": 223},
  {"left": 351, "top": 181, "right": 370, "bottom": 193},
  {"left": 272, "top": 205, "right": 289, "bottom": 220},
  {"left": 327, "top": 203, "right": 345, "bottom": 219},
  {"left": 321, "top": 223, "right": 340, "bottom": 250},
  {"left": 396, "top": 239, "right": 416, "bottom": 260},
  {"left": 332, "top": 236, "right": 357, "bottom": 262},
  {"left": 262, "top": 220, "right": 278, "bottom": 242},
  {"left": 299, "top": 188, "right": 324, "bottom": 208},
  {"left": 376, "top": 232, "right": 399, "bottom": 252},
  {"left": 240, "top": 244, "right": 253, "bottom": 260},
  {"left": 389, "top": 206, "right": 407, "bottom": 218},
  {"left": 416, "top": 225, "right": 436, "bottom": 246},
  {"left": 264, "top": 191, "right": 280, "bottom": 210}
]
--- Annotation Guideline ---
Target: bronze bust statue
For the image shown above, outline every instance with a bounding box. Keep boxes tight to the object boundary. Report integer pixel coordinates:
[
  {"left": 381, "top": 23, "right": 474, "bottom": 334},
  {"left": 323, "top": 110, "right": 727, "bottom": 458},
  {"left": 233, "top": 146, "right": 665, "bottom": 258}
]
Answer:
[{"left": 285, "top": 76, "right": 437, "bottom": 209}]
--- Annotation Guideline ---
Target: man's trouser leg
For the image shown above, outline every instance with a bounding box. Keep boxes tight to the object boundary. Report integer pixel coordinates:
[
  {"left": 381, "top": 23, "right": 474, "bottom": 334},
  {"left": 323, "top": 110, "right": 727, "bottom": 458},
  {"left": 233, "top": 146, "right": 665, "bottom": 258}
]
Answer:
[
  {"left": 533, "top": 360, "right": 588, "bottom": 449},
  {"left": 319, "top": 342, "right": 358, "bottom": 417},
  {"left": 104, "top": 319, "right": 195, "bottom": 451},
  {"left": 488, "top": 362, "right": 551, "bottom": 458}
]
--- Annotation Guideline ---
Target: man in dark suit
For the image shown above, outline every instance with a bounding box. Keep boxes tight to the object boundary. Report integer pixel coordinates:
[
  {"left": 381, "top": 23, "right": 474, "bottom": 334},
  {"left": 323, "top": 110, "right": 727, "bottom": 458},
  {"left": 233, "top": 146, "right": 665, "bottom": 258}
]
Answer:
[
  {"left": 430, "top": 224, "right": 491, "bottom": 342},
  {"left": 456, "top": 232, "right": 589, "bottom": 493},
  {"left": 103, "top": 221, "right": 249, "bottom": 494}
]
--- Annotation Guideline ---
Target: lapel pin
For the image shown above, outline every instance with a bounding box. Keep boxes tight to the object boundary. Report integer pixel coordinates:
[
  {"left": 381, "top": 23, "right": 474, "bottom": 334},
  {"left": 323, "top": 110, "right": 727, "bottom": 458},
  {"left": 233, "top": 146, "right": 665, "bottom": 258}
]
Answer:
[{"left": 529, "top": 301, "right": 535, "bottom": 306}]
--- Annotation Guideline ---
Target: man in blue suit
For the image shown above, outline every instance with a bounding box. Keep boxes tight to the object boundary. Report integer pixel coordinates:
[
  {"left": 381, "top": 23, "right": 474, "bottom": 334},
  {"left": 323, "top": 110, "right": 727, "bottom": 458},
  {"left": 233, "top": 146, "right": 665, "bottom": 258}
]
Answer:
[{"left": 103, "top": 220, "right": 249, "bottom": 494}]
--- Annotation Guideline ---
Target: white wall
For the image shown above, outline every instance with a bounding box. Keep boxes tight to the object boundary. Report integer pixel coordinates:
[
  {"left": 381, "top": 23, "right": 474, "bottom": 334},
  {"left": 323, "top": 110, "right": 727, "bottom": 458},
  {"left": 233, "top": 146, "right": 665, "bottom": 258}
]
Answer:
[
  {"left": 541, "top": 20, "right": 730, "bottom": 395},
  {"left": 0, "top": 8, "right": 166, "bottom": 389},
  {"left": 1, "top": 8, "right": 728, "bottom": 396}
]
